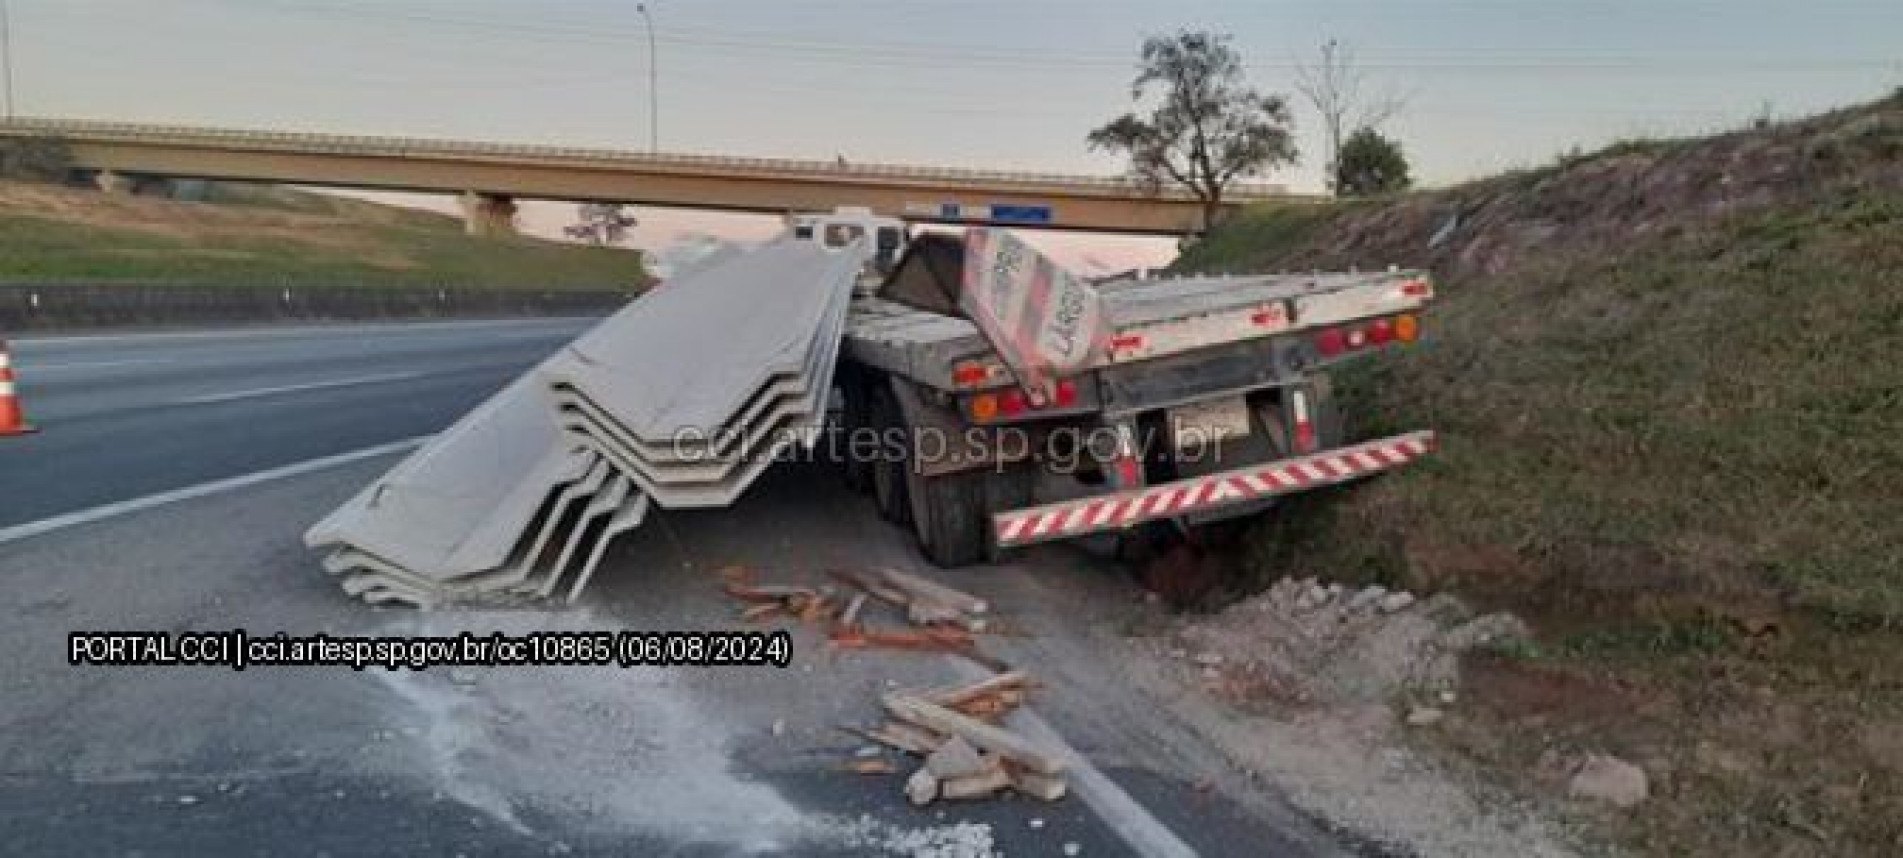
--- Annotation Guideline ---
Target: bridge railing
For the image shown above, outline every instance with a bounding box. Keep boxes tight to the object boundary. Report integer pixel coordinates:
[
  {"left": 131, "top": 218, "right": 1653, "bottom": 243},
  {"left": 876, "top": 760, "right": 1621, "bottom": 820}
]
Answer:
[{"left": 0, "top": 116, "right": 1298, "bottom": 201}]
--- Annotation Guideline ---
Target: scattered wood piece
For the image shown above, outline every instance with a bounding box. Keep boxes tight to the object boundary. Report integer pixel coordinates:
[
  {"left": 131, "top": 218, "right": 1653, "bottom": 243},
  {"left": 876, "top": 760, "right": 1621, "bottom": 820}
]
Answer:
[
  {"left": 907, "top": 599, "right": 963, "bottom": 627},
  {"left": 844, "top": 758, "right": 896, "bottom": 775},
  {"left": 1008, "top": 767, "right": 1069, "bottom": 802},
  {"left": 883, "top": 694, "right": 1067, "bottom": 776},
  {"left": 904, "top": 767, "right": 939, "bottom": 806},
  {"left": 880, "top": 568, "right": 989, "bottom": 615},
  {"left": 829, "top": 569, "right": 910, "bottom": 606},
  {"left": 952, "top": 693, "right": 1017, "bottom": 722},
  {"left": 830, "top": 625, "right": 976, "bottom": 655},
  {"left": 924, "top": 736, "right": 988, "bottom": 780},
  {"left": 739, "top": 602, "right": 785, "bottom": 622},
  {"left": 927, "top": 670, "right": 1032, "bottom": 708},
  {"left": 940, "top": 759, "right": 1012, "bottom": 800},
  {"left": 722, "top": 582, "right": 817, "bottom": 603},
  {"left": 838, "top": 592, "right": 869, "bottom": 630}
]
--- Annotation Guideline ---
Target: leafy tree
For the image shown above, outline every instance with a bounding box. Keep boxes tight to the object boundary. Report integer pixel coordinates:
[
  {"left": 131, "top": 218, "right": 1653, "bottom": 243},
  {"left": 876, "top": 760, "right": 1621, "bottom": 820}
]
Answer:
[
  {"left": 1295, "top": 39, "right": 1408, "bottom": 193},
  {"left": 1335, "top": 127, "right": 1411, "bottom": 196},
  {"left": 1088, "top": 31, "right": 1297, "bottom": 231},
  {"left": 564, "top": 203, "right": 637, "bottom": 246}
]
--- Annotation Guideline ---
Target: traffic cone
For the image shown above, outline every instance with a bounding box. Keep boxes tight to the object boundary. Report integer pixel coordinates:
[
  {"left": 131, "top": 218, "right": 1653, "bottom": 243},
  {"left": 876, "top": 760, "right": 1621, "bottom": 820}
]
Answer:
[{"left": 0, "top": 339, "right": 37, "bottom": 436}]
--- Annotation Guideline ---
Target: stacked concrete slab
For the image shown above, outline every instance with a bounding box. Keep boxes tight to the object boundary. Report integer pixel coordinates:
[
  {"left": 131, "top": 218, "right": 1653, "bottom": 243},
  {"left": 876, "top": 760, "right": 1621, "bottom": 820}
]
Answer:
[{"left": 305, "top": 237, "right": 861, "bottom": 607}]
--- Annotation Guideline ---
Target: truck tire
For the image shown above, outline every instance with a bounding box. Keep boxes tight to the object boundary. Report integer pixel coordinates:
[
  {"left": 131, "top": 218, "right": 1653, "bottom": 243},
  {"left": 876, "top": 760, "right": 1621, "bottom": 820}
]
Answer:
[
  {"left": 868, "top": 385, "right": 911, "bottom": 525},
  {"left": 835, "top": 373, "right": 873, "bottom": 493},
  {"left": 905, "top": 466, "right": 990, "bottom": 567}
]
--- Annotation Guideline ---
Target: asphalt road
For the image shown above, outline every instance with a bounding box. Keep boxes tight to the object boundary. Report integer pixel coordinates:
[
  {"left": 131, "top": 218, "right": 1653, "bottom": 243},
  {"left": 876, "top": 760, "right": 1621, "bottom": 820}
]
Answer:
[
  {"left": 0, "top": 320, "right": 1347, "bottom": 856},
  {"left": 0, "top": 318, "right": 599, "bottom": 528}
]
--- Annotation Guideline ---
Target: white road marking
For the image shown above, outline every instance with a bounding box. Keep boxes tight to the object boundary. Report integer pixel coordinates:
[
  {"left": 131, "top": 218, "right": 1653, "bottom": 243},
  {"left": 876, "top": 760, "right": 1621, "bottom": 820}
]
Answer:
[
  {"left": 176, "top": 371, "right": 425, "bottom": 405},
  {"left": 948, "top": 660, "right": 1200, "bottom": 858},
  {"left": 23, "top": 358, "right": 171, "bottom": 372},
  {"left": 0, "top": 437, "right": 427, "bottom": 546},
  {"left": 15, "top": 317, "right": 596, "bottom": 346}
]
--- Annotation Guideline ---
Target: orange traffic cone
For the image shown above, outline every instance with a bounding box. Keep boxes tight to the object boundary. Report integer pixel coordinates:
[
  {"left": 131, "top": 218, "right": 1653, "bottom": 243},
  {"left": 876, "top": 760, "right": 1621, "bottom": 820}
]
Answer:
[{"left": 0, "top": 339, "right": 36, "bottom": 436}]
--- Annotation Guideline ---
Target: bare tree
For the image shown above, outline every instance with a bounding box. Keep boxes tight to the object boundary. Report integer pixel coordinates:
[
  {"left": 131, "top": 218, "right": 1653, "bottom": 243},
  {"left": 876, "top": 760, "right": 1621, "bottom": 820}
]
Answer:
[
  {"left": 565, "top": 203, "right": 638, "bottom": 246},
  {"left": 1295, "top": 39, "right": 1409, "bottom": 194},
  {"left": 1088, "top": 31, "right": 1298, "bottom": 231}
]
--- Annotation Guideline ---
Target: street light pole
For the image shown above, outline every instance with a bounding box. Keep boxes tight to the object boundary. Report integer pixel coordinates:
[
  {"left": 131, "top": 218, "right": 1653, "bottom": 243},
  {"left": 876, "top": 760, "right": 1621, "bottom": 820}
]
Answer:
[
  {"left": 1, "top": 0, "right": 16, "bottom": 120},
  {"left": 636, "top": 3, "right": 657, "bottom": 152}
]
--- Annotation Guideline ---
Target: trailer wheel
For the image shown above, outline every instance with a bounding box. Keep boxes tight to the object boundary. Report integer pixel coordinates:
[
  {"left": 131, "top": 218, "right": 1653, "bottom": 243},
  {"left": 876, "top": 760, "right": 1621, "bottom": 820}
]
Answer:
[
  {"left": 905, "top": 467, "right": 989, "bottom": 567},
  {"left": 868, "top": 386, "right": 911, "bottom": 525}
]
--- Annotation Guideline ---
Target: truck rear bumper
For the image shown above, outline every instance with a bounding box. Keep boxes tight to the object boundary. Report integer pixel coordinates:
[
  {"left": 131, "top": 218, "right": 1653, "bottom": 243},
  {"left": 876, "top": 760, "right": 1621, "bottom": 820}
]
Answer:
[{"left": 992, "top": 430, "right": 1436, "bottom": 549}]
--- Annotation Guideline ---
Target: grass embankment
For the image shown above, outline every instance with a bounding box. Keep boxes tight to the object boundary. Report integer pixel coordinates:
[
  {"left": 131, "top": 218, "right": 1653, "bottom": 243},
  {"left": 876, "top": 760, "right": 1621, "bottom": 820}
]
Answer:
[
  {"left": 0, "top": 180, "right": 645, "bottom": 289},
  {"left": 1178, "top": 94, "right": 1903, "bottom": 854}
]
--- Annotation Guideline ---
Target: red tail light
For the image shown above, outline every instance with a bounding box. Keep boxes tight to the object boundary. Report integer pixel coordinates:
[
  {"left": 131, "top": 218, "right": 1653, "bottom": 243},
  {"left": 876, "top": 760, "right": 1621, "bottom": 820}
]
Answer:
[
  {"left": 1109, "top": 333, "right": 1146, "bottom": 352},
  {"left": 1053, "top": 379, "right": 1078, "bottom": 407},
  {"left": 1368, "top": 318, "right": 1394, "bottom": 345},
  {"left": 1401, "top": 279, "right": 1433, "bottom": 298},
  {"left": 1314, "top": 328, "right": 1345, "bottom": 357},
  {"left": 999, "top": 389, "right": 1028, "bottom": 416},
  {"left": 951, "top": 362, "right": 989, "bottom": 387}
]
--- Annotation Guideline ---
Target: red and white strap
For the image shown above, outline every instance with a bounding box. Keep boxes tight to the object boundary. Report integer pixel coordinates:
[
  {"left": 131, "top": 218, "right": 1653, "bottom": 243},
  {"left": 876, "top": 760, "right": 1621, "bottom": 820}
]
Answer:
[{"left": 993, "top": 430, "right": 1435, "bottom": 548}]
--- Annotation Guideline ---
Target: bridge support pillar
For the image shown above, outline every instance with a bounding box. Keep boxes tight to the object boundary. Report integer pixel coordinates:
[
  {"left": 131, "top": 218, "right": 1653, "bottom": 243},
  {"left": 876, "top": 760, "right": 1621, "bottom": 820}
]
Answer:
[
  {"left": 459, "top": 191, "right": 518, "bottom": 237},
  {"left": 94, "top": 170, "right": 136, "bottom": 195}
]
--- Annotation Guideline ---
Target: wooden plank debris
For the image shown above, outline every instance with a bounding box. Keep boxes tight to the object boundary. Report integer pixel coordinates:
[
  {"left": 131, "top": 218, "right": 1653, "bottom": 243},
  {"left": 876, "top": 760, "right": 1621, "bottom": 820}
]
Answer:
[
  {"left": 940, "top": 758, "right": 1012, "bottom": 800},
  {"left": 924, "top": 736, "right": 988, "bottom": 780},
  {"left": 879, "top": 567, "right": 989, "bottom": 615},
  {"left": 926, "top": 670, "right": 1031, "bottom": 708},
  {"left": 882, "top": 694, "right": 1067, "bottom": 776},
  {"left": 1008, "top": 767, "right": 1069, "bottom": 802}
]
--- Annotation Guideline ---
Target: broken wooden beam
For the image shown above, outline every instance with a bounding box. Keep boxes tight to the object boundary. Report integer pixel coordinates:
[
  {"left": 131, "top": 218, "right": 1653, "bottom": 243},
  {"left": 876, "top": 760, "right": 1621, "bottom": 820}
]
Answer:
[
  {"left": 940, "top": 760, "right": 1012, "bottom": 800},
  {"left": 882, "top": 694, "right": 1066, "bottom": 776},
  {"left": 1008, "top": 767, "right": 1069, "bottom": 802},
  {"left": 879, "top": 568, "right": 989, "bottom": 615},
  {"left": 829, "top": 569, "right": 910, "bottom": 606},
  {"left": 926, "top": 670, "right": 1032, "bottom": 708}
]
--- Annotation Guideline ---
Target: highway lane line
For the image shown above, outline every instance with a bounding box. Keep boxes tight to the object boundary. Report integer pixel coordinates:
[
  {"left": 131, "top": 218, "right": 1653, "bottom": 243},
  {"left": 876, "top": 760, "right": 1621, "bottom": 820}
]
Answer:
[
  {"left": 176, "top": 371, "right": 427, "bottom": 405},
  {"left": 16, "top": 317, "right": 600, "bottom": 346},
  {"left": 23, "top": 358, "right": 173, "bottom": 372},
  {"left": 0, "top": 437, "right": 427, "bottom": 546},
  {"left": 948, "top": 659, "right": 1199, "bottom": 858}
]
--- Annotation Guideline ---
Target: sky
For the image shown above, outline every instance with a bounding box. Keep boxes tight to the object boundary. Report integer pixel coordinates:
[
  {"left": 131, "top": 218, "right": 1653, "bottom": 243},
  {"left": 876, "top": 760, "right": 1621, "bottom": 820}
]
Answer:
[{"left": 5, "top": 0, "right": 1899, "bottom": 270}]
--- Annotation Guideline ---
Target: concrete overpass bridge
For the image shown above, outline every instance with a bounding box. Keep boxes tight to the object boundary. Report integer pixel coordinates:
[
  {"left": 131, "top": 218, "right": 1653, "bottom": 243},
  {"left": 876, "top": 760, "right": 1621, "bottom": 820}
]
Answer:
[{"left": 0, "top": 117, "right": 1316, "bottom": 237}]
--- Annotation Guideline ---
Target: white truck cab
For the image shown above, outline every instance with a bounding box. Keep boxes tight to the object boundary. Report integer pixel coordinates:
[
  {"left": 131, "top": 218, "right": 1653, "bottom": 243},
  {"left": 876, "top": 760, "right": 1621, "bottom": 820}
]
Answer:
[{"left": 785, "top": 207, "right": 910, "bottom": 286}]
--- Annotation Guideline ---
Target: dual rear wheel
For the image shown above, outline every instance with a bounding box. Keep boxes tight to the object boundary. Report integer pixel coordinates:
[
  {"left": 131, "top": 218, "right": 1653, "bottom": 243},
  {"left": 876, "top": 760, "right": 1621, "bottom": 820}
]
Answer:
[{"left": 850, "top": 378, "right": 1029, "bottom": 567}]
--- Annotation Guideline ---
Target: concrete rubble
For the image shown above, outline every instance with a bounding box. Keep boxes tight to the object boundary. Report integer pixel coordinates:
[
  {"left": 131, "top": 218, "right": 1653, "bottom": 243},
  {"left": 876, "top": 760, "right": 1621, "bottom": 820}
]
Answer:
[{"left": 305, "top": 237, "right": 863, "bottom": 607}]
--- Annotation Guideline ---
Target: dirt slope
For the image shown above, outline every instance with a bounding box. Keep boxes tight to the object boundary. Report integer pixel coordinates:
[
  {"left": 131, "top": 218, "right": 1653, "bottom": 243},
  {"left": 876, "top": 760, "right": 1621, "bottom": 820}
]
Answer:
[{"left": 1175, "top": 91, "right": 1903, "bottom": 854}]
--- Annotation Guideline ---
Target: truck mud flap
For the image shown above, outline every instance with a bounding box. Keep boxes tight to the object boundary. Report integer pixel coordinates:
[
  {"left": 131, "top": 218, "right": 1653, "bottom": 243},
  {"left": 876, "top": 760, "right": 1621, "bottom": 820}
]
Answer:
[{"left": 992, "top": 430, "right": 1436, "bottom": 548}]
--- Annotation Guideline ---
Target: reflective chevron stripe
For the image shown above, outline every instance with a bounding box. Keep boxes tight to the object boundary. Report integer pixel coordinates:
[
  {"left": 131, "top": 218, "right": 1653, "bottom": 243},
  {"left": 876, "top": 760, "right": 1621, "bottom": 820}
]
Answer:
[{"left": 993, "top": 430, "right": 1436, "bottom": 548}]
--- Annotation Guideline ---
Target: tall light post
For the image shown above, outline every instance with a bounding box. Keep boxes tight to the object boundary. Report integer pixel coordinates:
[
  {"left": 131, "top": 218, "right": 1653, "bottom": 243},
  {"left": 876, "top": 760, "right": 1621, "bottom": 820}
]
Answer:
[
  {"left": 636, "top": 3, "right": 657, "bottom": 152},
  {"left": 1, "top": 0, "right": 16, "bottom": 119}
]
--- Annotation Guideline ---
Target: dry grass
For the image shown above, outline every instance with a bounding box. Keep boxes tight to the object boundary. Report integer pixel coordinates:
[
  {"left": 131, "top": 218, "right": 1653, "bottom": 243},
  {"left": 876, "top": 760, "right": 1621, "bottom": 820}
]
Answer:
[
  {"left": 0, "top": 180, "right": 646, "bottom": 289},
  {"left": 1180, "top": 93, "right": 1903, "bottom": 854}
]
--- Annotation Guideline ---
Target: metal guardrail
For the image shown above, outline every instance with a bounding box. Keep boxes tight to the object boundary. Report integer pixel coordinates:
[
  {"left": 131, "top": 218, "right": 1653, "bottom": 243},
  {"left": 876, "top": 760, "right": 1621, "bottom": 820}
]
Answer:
[{"left": 0, "top": 116, "right": 1299, "bottom": 202}]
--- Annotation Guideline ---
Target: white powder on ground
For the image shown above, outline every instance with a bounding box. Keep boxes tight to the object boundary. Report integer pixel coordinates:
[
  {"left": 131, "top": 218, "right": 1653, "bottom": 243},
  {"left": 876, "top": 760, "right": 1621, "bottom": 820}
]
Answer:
[{"left": 368, "top": 609, "right": 808, "bottom": 852}]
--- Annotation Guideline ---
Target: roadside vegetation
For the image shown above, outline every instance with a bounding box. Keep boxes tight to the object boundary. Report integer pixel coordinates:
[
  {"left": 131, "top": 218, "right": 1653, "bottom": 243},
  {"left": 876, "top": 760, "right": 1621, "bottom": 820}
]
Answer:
[
  {"left": 0, "top": 175, "right": 645, "bottom": 290},
  {"left": 1177, "top": 92, "right": 1903, "bottom": 853}
]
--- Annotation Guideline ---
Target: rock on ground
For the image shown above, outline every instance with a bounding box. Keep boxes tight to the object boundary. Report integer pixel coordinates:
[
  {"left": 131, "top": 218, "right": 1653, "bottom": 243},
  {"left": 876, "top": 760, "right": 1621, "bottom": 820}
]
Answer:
[{"left": 1567, "top": 753, "right": 1649, "bottom": 809}]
